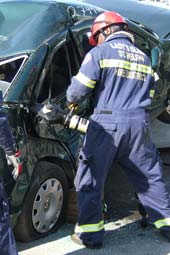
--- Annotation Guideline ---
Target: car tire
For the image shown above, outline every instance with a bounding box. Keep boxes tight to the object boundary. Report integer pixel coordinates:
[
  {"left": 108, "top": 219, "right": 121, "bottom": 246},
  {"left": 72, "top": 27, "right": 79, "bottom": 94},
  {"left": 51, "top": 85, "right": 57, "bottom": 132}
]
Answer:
[
  {"left": 14, "top": 161, "right": 68, "bottom": 242},
  {"left": 158, "top": 106, "right": 170, "bottom": 124}
]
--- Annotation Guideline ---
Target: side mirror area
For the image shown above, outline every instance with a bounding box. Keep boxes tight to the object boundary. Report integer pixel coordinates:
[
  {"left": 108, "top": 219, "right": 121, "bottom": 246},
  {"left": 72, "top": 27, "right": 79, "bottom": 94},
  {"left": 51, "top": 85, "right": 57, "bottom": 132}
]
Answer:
[{"left": 151, "top": 47, "right": 161, "bottom": 72}]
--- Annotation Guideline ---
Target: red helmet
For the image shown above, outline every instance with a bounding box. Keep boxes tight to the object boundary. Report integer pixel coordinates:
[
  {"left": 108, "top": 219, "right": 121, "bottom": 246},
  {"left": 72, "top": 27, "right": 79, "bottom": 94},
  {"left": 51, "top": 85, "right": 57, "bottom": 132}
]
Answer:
[{"left": 89, "top": 11, "right": 127, "bottom": 46}]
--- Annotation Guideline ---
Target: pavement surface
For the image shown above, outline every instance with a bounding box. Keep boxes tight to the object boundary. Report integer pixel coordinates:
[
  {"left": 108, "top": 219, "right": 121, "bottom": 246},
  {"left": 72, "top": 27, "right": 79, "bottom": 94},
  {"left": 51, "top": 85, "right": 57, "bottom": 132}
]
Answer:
[{"left": 17, "top": 147, "right": 170, "bottom": 255}]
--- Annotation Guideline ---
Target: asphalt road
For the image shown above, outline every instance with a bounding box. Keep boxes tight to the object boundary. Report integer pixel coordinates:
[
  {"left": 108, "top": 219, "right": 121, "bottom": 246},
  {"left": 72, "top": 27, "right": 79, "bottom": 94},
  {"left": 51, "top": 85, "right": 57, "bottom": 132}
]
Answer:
[{"left": 17, "top": 147, "right": 170, "bottom": 255}]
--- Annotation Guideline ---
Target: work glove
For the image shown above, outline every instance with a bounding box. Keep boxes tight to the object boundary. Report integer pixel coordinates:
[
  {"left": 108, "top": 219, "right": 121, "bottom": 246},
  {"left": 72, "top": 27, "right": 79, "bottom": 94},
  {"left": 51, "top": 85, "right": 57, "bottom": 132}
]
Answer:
[
  {"left": 6, "top": 150, "right": 23, "bottom": 180},
  {"left": 67, "top": 102, "right": 78, "bottom": 113},
  {"left": 67, "top": 102, "right": 78, "bottom": 110}
]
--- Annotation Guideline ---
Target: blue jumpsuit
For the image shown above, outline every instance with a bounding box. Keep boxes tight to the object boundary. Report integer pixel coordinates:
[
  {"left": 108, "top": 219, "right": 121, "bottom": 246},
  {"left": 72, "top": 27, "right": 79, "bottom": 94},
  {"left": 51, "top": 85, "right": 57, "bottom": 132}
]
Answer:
[
  {"left": 0, "top": 90, "right": 18, "bottom": 255},
  {"left": 67, "top": 32, "right": 170, "bottom": 244}
]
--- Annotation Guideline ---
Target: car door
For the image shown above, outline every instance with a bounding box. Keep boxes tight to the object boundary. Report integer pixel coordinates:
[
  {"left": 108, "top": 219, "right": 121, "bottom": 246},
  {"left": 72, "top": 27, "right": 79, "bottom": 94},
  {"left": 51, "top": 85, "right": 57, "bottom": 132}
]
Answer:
[{"left": 33, "top": 33, "right": 89, "bottom": 164}]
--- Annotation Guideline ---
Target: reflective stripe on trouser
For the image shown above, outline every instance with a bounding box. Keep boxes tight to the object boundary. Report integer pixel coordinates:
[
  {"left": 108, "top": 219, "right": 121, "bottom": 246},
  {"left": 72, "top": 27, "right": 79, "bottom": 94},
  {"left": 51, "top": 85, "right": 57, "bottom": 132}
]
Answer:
[
  {"left": 154, "top": 218, "right": 170, "bottom": 229},
  {"left": 74, "top": 110, "right": 170, "bottom": 243},
  {"left": 0, "top": 179, "right": 18, "bottom": 255},
  {"left": 75, "top": 220, "right": 104, "bottom": 233}
]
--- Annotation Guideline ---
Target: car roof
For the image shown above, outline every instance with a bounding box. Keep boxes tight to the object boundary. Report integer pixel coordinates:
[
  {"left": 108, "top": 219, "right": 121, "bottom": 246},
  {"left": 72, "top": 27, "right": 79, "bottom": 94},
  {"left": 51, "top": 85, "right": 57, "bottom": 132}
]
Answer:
[
  {"left": 81, "top": 0, "right": 170, "bottom": 39},
  {"left": 0, "top": 0, "right": 103, "bottom": 57}
]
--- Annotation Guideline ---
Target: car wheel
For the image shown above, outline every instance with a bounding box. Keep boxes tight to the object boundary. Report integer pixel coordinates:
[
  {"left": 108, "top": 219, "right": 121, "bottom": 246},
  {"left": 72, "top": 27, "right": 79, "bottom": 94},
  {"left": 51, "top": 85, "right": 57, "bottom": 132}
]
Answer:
[
  {"left": 14, "top": 161, "right": 68, "bottom": 242},
  {"left": 158, "top": 106, "right": 170, "bottom": 124}
]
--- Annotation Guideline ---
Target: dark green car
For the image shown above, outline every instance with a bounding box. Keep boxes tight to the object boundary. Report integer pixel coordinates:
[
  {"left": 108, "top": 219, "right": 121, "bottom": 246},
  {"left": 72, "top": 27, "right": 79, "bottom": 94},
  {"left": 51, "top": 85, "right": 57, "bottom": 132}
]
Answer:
[{"left": 0, "top": 0, "right": 166, "bottom": 242}]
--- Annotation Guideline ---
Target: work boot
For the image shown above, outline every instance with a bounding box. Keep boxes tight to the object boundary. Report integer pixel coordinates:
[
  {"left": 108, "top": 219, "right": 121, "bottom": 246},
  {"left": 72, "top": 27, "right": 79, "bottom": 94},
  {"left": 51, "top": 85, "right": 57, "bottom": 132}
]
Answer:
[
  {"left": 160, "top": 228, "right": 170, "bottom": 242},
  {"left": 71, "top": 234, "right": 103, "bottom": 249}
]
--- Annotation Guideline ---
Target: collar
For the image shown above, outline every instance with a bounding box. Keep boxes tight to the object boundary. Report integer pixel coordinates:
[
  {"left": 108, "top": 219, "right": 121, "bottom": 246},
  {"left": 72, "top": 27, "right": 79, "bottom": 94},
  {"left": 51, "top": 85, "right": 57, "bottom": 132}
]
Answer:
[{"left": 105, "top": 31, "right": 135, "bottom": 44}]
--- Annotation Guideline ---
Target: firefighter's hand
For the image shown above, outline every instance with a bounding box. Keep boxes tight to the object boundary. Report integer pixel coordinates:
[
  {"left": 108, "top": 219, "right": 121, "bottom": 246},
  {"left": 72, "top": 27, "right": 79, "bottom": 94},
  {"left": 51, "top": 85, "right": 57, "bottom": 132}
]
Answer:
[
  {"left": 6, "top": 150, "right": 23, "bottom": 180},
  {"left": 67, "top": 102, "right": 78, "bottom": 111}
]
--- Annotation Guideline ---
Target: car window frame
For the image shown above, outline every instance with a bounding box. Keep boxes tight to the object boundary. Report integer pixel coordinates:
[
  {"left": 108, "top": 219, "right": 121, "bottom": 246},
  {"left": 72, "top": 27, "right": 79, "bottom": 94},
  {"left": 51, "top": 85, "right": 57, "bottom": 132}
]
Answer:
[{"left": 35, "top": 32, "right": 82, "bottom": 105}]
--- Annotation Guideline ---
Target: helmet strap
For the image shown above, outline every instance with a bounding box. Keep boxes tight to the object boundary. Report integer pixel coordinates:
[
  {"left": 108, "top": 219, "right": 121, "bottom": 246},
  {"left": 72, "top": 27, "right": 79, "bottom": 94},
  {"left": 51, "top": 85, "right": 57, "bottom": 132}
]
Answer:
[
  {"left": 101, "top": 30, "right": 108, "bottom": 40},
  {"left": 100, "top": 27, "right": 113, "bottom": 41}
]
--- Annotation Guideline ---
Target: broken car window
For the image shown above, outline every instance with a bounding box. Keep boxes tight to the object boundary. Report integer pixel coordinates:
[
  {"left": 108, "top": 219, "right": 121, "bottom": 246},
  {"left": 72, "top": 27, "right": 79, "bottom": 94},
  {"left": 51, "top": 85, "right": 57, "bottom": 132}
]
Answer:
[{"left": 0, "top": 56, "right": 27, "bottom": 94}]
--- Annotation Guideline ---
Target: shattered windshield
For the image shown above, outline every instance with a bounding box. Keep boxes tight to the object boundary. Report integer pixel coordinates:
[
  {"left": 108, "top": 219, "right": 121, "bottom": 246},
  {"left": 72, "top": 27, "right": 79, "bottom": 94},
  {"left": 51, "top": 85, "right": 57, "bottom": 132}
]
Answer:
[{"left": 0, "top": 55, "right": 28, "bottom": 94}]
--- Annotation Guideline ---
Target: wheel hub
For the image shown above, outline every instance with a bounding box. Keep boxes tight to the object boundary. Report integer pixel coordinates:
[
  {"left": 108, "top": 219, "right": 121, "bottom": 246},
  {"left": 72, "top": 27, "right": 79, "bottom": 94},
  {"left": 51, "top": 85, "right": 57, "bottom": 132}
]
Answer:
[{"left": 44, "top": 197, "right": 50, "bottom": 211}]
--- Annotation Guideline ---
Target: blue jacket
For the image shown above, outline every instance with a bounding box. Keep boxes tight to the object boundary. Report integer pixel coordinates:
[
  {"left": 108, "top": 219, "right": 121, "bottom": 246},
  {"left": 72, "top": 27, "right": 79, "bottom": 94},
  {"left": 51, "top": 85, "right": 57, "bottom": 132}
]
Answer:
[
  {"left": 0, "top": 90, "right": 15, "bottom": 155},
  {"left": 67, "top": 32, "right": 155, "bottom": 117}
]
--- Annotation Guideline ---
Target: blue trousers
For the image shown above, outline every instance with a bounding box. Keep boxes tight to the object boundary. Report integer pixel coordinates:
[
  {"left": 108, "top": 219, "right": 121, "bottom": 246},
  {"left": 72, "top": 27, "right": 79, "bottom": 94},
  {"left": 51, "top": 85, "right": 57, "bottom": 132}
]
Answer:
[
  {"left": 74, "top": 110, "right": 170, "bottom": 244},
  {"left": 0, "top": 178, "right": 18, "bottom": 255}
]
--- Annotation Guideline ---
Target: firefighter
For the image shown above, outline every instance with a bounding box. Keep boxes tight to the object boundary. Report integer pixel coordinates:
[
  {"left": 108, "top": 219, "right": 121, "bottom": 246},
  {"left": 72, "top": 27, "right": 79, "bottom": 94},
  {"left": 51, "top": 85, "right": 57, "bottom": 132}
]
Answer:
[
  {"left": 66, "top": 11, "right": 170, "bottom": 248},
  {"left": 0, "top": 89, "right": 22, "bottom": 255}
]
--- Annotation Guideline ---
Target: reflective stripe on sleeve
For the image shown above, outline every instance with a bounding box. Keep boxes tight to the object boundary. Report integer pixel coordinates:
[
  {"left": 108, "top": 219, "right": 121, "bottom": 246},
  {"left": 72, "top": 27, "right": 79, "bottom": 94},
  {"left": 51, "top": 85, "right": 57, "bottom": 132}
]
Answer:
[
  {"left": 154, "top": 218, "right": 170, "bottom": 229},
  {"left": 150, "top": 89, "right": 155, "bottom": 98},
  {"left": 100, "top": 59, "right": 152, "bottom": 74},
  {"left": 75, "top": 220, "right": 104, "bottom": 233},
  {"left": 75, "top": 72, "right": 96, "bottom": 89}
]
